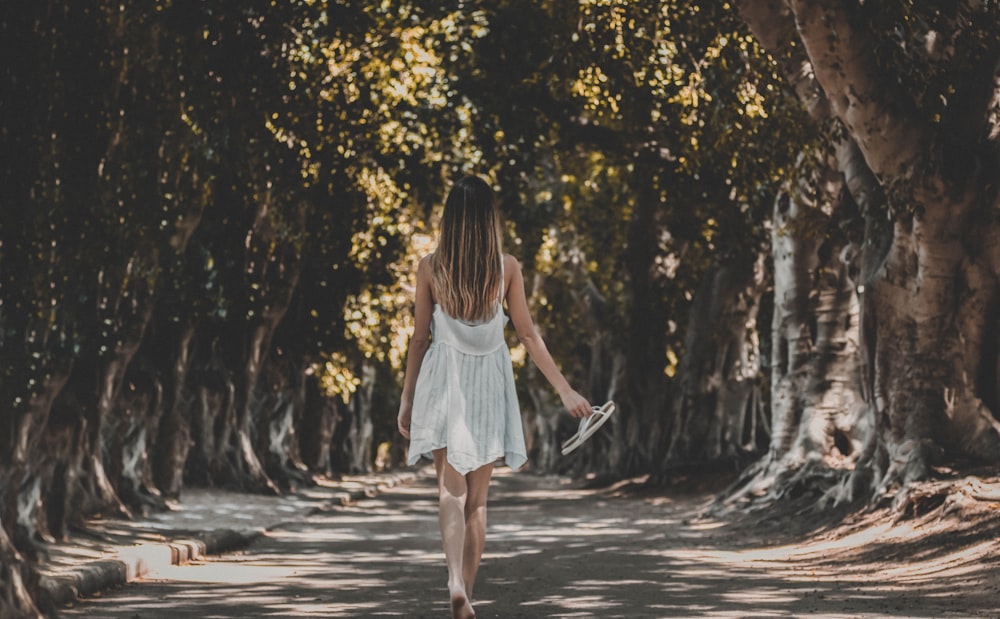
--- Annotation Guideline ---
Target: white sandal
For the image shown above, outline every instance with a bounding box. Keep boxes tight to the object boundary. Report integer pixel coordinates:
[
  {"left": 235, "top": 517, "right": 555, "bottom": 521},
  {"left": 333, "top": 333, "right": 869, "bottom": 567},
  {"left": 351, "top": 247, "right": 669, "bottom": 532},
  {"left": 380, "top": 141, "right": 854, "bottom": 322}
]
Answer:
[{"left": 560, "top": 401, "right": 616, "bottom": 455}]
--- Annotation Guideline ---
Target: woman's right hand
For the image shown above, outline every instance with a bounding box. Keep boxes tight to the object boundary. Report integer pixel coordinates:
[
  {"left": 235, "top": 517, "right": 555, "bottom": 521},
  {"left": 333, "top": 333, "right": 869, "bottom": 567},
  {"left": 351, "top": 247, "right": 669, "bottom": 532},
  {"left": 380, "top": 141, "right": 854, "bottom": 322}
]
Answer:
[
  {"left": 397, "top": 402, "right": 412, "bottom": 439},
  {"left": 560, "top": 389, "right": 591, "bottom": 419}
]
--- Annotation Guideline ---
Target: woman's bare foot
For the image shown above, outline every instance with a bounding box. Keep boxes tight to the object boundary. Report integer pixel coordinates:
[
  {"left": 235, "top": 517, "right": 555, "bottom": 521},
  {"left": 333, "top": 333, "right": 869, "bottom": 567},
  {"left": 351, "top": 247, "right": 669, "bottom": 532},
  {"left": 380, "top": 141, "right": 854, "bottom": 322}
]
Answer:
[{"left": 449, "top": 586, "right": 476, "bottom": 619}]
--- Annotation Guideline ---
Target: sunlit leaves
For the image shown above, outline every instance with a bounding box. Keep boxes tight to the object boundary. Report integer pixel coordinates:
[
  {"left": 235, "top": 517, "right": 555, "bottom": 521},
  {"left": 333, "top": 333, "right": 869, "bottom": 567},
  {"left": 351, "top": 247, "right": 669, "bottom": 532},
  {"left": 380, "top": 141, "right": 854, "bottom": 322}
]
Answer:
[
  {"left": 0, "top": 0, "right": 814, "bottom": 464},
  {"left": 315, "top": 351, "right": 361, "bottom": 403}
]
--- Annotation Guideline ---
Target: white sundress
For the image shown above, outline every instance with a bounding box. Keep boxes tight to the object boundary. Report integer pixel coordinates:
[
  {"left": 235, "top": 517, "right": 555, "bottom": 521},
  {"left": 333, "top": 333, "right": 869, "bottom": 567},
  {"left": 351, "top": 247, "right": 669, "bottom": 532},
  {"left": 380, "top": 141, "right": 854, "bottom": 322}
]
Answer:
[{"left": 407, "top": 261, "right": 527, "bottom": 474}]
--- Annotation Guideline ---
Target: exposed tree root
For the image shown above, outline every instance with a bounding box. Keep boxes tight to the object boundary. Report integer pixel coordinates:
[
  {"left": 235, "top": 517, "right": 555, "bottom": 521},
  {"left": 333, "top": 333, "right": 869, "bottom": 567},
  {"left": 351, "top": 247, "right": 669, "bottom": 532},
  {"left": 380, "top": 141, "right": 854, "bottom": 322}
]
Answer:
[
  {"left": 717, "top": 455, "right": 854, "bottom": 514},
  {"left": 714, "top": 448, "right": 1000, "bottom": 534},
  {"left": 0, "top": 520, "right": 43, "bottom": 619},
  {"left": 887, "top": 470, "right": 1000, "bottom": 524}
]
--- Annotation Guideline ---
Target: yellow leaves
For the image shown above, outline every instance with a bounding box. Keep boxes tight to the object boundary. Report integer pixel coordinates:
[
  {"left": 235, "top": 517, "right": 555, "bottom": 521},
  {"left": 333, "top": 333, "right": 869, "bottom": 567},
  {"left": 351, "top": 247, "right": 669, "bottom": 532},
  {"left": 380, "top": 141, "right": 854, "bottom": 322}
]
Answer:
[
  {"left": 535, "top": 227, "right": 559, "bottom": 273},
  {"left": 737, "top": 80, "right": 768, "bottom": 119},
  {"left": 343, "top": 285, "right": 410, "bottom": 373},
  {"left": 664, "top": 346, "right": 679, "bottom": 378},
  {"left": 703, "top": 217, "right": 718, "bottom": 243},
  {"left": 316, "top": 352, "right": 361, "bottom": 403},
  {"left": 667, "top": 76, "right": 711, "bottom": 127},
  {"left": 179, "top": 110, "right": 203, "bottom": 137},
  {"left": 572, "top": 66, "right": 621, "bottom": 116},
  {"left": 508, "top": 343, "right": 526, "bottom": 369}
]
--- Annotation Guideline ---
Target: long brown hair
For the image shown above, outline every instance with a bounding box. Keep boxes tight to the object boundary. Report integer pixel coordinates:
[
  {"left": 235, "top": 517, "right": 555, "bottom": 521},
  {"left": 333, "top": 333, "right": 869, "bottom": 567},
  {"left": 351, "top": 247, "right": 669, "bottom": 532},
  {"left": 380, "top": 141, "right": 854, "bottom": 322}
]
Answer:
[{"left": 431, "top": 176, "right": 504, "bottom": 322}]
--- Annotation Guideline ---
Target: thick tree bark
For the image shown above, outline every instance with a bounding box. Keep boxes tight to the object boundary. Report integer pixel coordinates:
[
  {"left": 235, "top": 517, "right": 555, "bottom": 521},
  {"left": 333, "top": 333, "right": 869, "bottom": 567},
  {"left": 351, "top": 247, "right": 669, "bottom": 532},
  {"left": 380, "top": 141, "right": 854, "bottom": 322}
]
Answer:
[
  {"left": 96, "top": 264, "right": 163, "bottom": 515},
  {"left": 792, "top": 0, "right": 1000, "bottom": 493},
  {"left": 738, "top": 0, "right": 1000, "bottom": 504},
  {"left": 105, "top": 354, "right": 169, "bottom": 514}
]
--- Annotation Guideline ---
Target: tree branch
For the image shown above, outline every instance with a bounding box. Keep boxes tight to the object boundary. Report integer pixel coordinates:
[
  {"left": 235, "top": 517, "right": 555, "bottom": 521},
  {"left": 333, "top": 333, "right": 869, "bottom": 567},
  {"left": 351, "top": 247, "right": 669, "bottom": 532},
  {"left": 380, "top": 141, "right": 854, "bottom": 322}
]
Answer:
[
  {"left": 737, "top": 0, "right": 883, "bottom": 233},
  {"left": 736, "top": 0, "right": 829, "bottom": 121},
  {"left": 787, "top": 0, "right": 923, "bottom": 184}
]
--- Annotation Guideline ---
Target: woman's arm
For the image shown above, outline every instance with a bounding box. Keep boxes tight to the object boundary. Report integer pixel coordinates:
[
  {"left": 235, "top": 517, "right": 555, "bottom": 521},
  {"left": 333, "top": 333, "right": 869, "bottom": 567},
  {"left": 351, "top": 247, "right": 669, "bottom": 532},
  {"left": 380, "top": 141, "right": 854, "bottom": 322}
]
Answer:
[
  {"left": 504, "top": 254, "right": 591, "bottom": 418},
  {"left": 397, "top": 255, "right": 434, "bottom": 438}
]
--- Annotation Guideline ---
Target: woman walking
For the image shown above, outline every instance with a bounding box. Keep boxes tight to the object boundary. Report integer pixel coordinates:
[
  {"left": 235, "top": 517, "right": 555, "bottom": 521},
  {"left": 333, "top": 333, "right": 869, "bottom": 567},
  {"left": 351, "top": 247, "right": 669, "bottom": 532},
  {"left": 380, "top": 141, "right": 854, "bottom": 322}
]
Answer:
[{"left": 397, "top": 175, "right": 592, "bottom": 618}]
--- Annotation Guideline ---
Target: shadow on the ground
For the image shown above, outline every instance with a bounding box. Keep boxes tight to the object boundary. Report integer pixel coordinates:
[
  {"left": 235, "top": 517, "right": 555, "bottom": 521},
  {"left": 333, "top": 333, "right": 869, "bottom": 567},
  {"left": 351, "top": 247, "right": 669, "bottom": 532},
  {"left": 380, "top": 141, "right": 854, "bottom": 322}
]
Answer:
[{"left": 63, "top": 470, "right": 1000, "bottom": 618}]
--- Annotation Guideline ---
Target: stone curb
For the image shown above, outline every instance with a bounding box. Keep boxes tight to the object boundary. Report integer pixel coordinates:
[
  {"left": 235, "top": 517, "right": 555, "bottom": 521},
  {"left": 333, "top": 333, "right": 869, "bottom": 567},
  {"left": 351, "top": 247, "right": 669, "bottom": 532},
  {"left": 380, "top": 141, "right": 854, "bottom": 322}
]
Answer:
[{"left": 37, "top": 469, "right": 420, "bottom": 614}]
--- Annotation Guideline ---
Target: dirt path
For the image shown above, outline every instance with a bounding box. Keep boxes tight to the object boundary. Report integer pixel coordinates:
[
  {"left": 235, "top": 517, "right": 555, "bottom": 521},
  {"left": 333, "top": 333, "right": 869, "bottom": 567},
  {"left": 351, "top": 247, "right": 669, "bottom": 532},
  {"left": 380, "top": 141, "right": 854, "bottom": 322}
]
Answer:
[{"left": 63, "top": 469, "right": 1000, "bottom": 618}]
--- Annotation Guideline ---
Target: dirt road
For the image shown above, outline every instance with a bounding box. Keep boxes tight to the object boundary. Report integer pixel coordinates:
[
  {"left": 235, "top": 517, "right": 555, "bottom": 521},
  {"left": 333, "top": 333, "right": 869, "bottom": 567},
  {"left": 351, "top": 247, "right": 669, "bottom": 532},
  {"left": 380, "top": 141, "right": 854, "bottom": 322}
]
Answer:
[{"left": 63, "top": 469, "right": 1000, "bottom": 618}]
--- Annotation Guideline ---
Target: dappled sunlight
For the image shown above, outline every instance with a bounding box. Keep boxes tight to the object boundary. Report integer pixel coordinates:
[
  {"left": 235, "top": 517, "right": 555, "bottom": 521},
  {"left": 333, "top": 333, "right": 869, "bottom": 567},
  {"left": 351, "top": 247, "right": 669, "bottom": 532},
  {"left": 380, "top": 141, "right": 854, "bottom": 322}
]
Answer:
[
  {"left": 63, "top": 471, "right": 1000, "bottom": 618},
  {"left": 149, "top": 562, "right": 312, "bottom": 585},
  {"left": 523, "top": 593, "right": 623, "bottom": 610},
  {"left": 491, "top": 522, "right": 642, "bottom": 540}
]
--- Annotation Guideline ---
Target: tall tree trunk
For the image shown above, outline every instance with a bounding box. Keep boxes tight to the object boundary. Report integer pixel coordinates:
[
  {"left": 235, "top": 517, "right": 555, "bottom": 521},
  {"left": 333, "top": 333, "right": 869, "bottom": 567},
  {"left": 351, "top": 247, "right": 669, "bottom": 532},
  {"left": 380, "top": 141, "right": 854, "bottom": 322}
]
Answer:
[
  {"left": 106, "top": 354, "right": 168, "bottom": 514},
  {"left": 2, "top": 367, "right": 74, "bottom": 619},
  {"left": 738, "top": 0, "right": 1000, "bottom": 504},
  {"left": 258, "top": 355, "right": 313, "bottom": 491},
  {"left": 96, "top": 260, "right": 162, "bottom": 515},
  {"left": 614, "top": 165, "right": 669, "bottom": 476},
  {"left": 666, "top": 255, "right": 768, "bottom": 465},
  {"left": 793, "top": 0, "right": 1000, "bottom": 499},
  {"left": 299, "top": 375, "right": 340, "bottom": 476},
  {"left": 330, "top": 363, "right": 375, "bottom": 475},
  {"left": 150, "top": 318, "right": 197, "bottom": 500}
]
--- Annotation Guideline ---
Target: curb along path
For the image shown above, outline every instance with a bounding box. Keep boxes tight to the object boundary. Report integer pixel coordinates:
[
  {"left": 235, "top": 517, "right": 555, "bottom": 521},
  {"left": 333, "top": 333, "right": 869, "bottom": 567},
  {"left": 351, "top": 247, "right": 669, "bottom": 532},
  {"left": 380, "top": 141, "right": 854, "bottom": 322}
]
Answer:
[{"left": 38, "top": 470, "right": 418, "bottom": 613}]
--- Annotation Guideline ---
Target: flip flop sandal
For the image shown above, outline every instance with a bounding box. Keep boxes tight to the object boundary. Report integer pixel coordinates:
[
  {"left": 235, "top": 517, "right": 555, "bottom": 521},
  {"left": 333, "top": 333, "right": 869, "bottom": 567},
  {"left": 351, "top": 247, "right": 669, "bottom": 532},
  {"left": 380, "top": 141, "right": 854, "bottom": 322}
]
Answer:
[{"left": 560, "top": 401, "right": 616, "bottom": 455}]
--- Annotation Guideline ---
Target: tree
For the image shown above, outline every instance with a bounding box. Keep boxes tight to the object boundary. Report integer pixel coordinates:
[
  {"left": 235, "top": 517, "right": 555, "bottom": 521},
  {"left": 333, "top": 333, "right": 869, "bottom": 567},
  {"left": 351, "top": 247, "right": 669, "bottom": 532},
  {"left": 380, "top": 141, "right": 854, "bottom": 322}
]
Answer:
[
  {"left": 734, "top": 0, "right": 1000, "bottom": 507},
  {"left": 448, "top": 0, "right": 804, "bottom": 477},
  {"left": 0, "top": 1, "right": 465, "bottom": 612}
]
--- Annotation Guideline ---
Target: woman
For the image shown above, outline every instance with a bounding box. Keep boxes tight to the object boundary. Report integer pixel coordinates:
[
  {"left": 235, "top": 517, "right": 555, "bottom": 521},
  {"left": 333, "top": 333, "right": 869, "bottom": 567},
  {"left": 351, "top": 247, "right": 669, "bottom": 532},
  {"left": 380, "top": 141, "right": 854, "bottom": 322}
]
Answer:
[{"left": 397, "top": 175, "right": 592, "bottom": 618}]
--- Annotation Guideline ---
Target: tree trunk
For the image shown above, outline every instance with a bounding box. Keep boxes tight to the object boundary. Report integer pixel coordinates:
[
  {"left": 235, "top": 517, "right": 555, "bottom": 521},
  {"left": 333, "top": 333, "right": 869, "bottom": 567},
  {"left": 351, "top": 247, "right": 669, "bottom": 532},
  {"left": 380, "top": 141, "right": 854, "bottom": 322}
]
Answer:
[
  {"left": 330, "top": 363, "right": 375, "bottom": 475},
  {"left": 258, "top": 355, "right": 313, "bottom": 491},
  {"left": 666, "top": 256, "right": 768, "bottom": 465},
  {"left": 150, "top": 318, "right": 197, "bottom": 501},
  {"left": 737, "top": 0, "right": 1000, "bottom": 505},
  {"left": 614, "top": 165, "right": 670, "bottom": 476},
  {"left": 105, "top": 354, "right": 168, "bottom": 514},
  {"left": 0, "top": 373, "right": 70, "bottom": 618},
  {"left": 299, "top": 375, "right": 340, "bottom": 476},
  {"left": 0, "top": 518, "right": 43, "bottom": 619},
  {"left": 97, "top": 263, "right": 163, "bottom": 515},
  {"left": 792, "top": 0, "right": 1000, "bottom": 499}
]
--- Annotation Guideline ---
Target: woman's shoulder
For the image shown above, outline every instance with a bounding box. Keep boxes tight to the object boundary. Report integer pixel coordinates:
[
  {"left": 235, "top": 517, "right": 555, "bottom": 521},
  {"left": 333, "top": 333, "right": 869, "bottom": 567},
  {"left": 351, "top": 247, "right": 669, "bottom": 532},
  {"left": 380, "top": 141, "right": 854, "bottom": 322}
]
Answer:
[
  {"left": 502, "top": 253, "right": 521, "bottom": 271},
  {"left": 414, "top": 255, "right": 435, "bottom": 288}
]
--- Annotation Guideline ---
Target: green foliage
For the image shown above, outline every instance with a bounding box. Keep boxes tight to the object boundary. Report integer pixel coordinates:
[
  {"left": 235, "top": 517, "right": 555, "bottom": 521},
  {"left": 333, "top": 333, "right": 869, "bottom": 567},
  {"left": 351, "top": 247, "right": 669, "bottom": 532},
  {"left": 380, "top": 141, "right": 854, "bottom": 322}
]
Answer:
[
  {"left": 435, "top": 0, "right": 807, "bottom": 384},
  {"left": 1, "top": 0, "right": 811, "bottom": 469}
]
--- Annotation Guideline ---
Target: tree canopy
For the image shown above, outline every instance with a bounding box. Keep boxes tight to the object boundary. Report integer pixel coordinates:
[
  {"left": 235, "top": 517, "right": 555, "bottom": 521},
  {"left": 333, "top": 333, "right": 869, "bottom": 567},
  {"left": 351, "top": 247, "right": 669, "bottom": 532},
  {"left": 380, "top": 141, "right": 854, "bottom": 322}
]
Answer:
[{"left": 3, "top": 1, "right": 1000, "bottom": 615}]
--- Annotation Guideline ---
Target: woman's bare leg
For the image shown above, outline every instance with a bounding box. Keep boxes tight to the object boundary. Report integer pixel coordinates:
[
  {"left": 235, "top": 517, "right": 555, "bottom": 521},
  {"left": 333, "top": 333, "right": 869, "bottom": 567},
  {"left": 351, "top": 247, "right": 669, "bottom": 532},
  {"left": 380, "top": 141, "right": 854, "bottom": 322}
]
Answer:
[
  {"left": 433, "top": 449, "right": 475, "bottom": 619},
  {"left": 463, "top": 462, "right": 493, "bottom": 600}
]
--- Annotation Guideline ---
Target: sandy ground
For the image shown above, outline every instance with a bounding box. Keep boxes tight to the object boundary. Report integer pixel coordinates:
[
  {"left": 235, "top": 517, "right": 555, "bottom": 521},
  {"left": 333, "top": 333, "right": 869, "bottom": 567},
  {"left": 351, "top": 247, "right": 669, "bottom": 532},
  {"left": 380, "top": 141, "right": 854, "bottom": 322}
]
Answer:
[{"left": 61, "top": 467, "right": 1000, "bottom": 618}]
